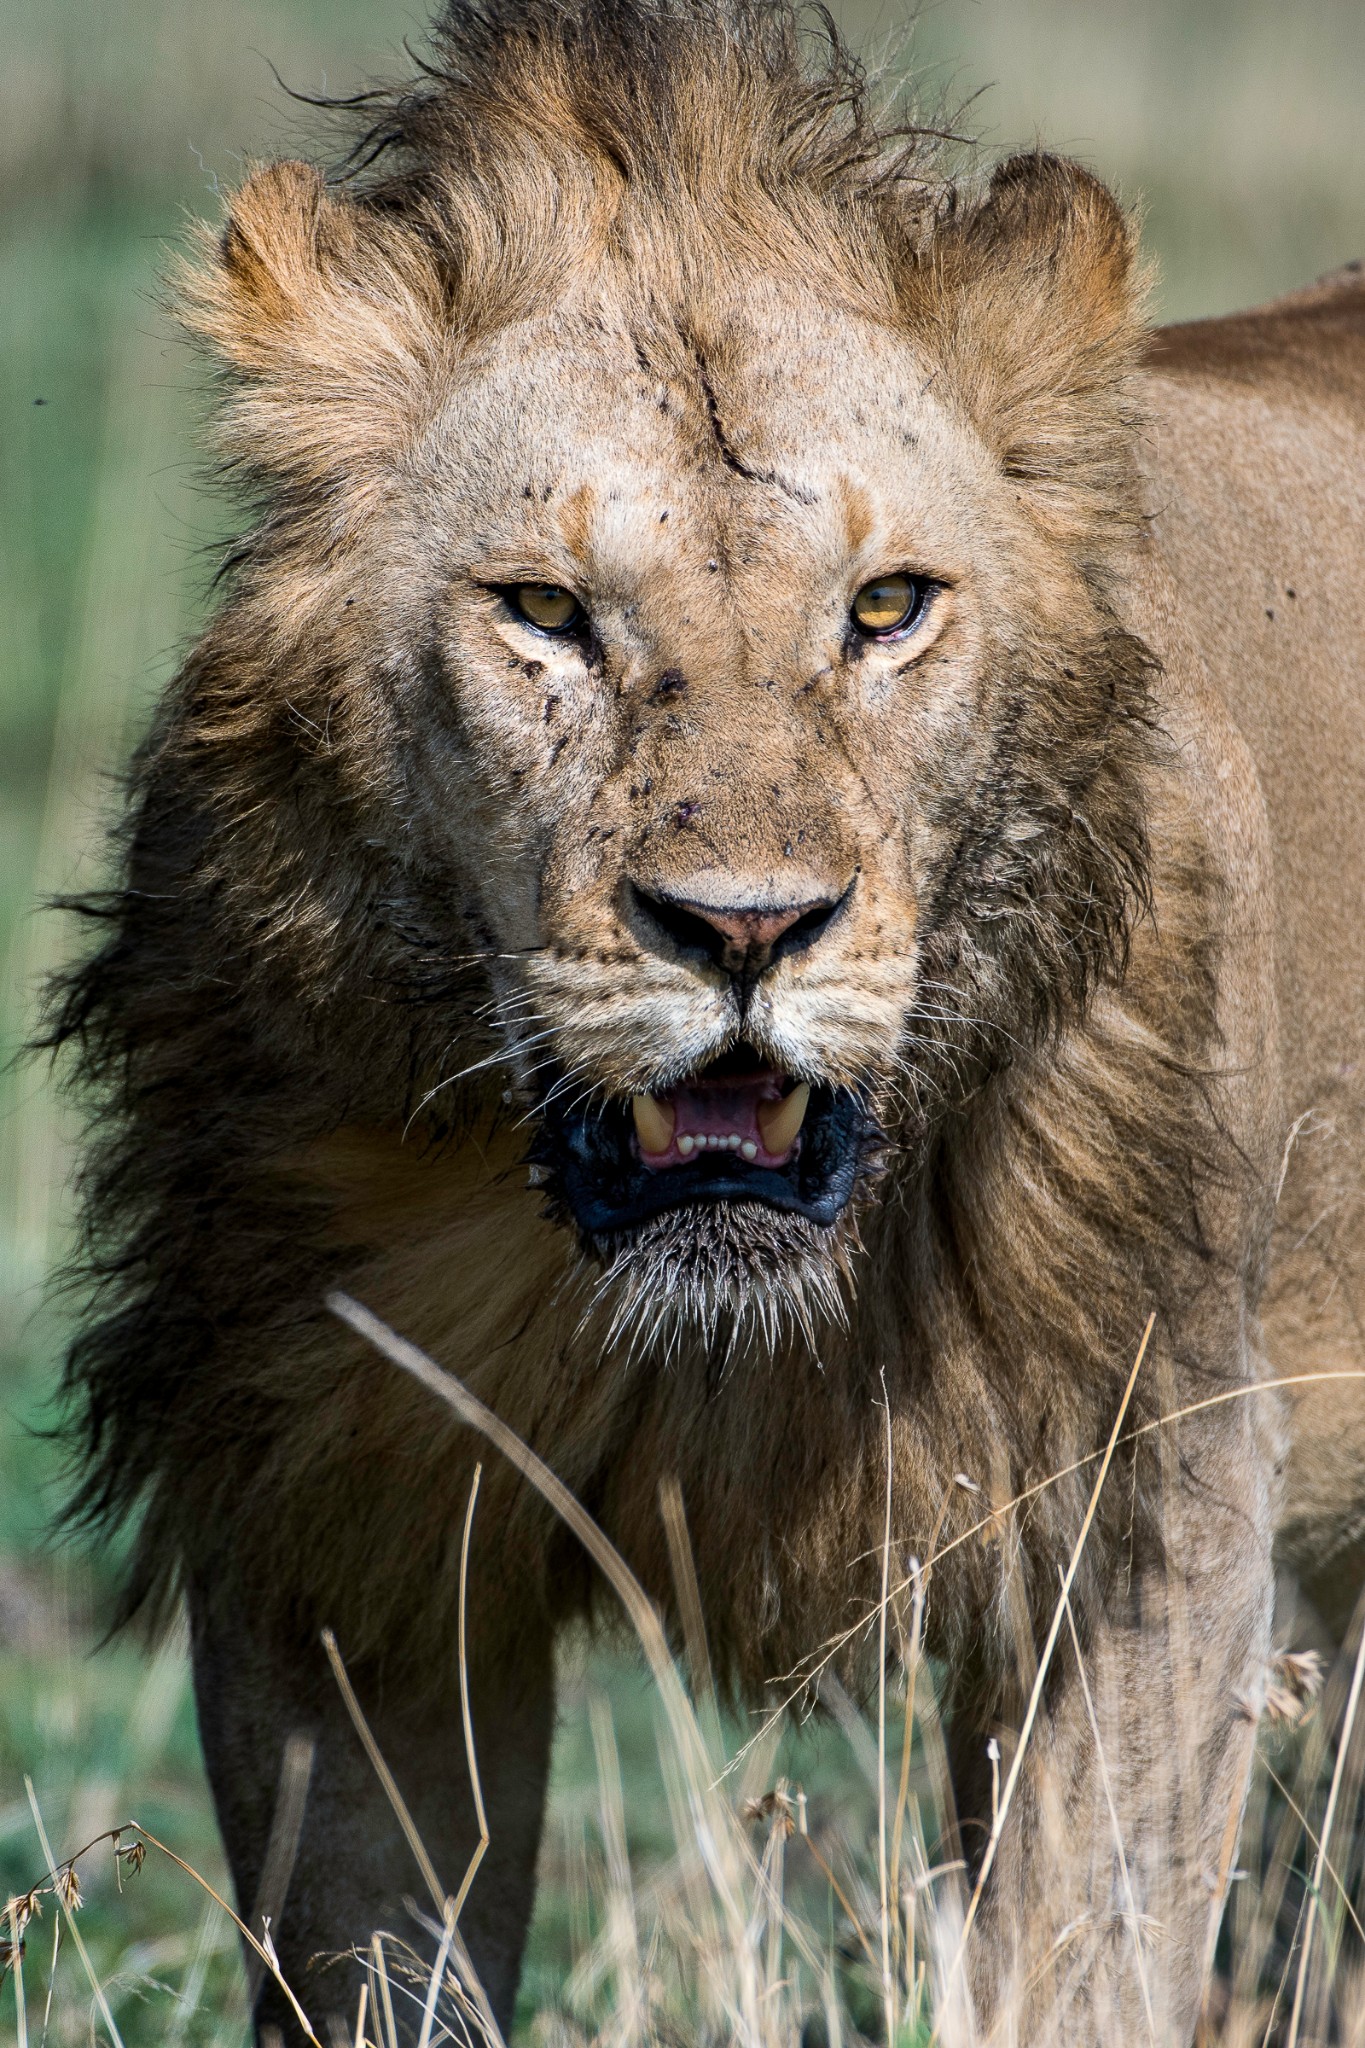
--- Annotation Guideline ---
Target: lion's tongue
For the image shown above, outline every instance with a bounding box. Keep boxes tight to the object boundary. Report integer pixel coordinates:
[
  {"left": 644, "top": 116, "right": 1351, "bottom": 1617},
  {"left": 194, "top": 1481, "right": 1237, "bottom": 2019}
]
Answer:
[{"left": 633, "top": 1073, "right": 810, "bottom": 1170}]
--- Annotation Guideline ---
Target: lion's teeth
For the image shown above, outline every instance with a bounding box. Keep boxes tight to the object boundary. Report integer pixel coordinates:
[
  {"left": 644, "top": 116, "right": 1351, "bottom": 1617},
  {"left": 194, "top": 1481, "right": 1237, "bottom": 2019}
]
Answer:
[
  {"left": 656, "top": 1106, "right": 805, "bottom": 1163},
  {"left": 633, "top": 1093, "right": 676, "bottom": 1156},
  {"left": 756, "top": 1082, "right": 810, "bottom": 1157}
]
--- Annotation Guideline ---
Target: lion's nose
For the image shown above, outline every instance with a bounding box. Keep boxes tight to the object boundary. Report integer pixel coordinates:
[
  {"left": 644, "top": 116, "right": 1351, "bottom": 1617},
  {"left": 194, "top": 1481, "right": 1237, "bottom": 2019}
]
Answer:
[{"left": 630, "top": 884, "right": 848, "bottom": 980}]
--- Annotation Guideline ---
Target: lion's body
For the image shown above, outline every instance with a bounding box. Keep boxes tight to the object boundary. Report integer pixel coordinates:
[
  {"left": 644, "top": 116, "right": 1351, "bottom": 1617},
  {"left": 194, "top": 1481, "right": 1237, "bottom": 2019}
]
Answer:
[
  {"left": 48, "top": 0, "right": 1365, "bottom": 2035},
  {"left": 1142, "top": 273, "right": 1365, "bottom": 1624}
]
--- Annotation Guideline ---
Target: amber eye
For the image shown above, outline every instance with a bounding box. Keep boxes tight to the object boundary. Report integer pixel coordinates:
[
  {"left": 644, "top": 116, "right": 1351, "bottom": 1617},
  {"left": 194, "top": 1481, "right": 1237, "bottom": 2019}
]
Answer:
[
  {"left": 512, "top": 584, "right": 582, "bottom": 633},
  {"left": 851, "top": 573, "right": 927, "bottom": 637}
]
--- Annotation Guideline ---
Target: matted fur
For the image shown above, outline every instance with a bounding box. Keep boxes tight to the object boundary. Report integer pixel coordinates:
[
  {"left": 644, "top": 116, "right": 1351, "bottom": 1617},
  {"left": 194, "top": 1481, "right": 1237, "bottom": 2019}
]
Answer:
[{"left": 46, "top": 2, "right": 1340, "bottom": 2035}]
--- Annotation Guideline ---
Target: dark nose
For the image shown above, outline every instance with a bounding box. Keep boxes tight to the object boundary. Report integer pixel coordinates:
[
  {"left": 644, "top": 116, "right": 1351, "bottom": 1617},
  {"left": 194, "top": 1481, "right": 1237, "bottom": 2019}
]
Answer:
[{"left": 631, "top": 884, "right": 847, "bottom": 980}]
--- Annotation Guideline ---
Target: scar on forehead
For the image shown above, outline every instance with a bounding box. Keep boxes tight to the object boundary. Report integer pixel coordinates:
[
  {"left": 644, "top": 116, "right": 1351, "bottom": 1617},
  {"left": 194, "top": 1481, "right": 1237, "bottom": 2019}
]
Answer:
[{"left": 837, "top": 475, "right": 875, "bottom": 555}]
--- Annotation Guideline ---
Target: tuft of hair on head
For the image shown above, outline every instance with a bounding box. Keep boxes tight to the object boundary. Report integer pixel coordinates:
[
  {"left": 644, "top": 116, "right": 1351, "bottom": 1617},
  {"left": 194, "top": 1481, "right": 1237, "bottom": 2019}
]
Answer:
[{"left": 382, "top": 0, "right": 941, "bottom": 213}]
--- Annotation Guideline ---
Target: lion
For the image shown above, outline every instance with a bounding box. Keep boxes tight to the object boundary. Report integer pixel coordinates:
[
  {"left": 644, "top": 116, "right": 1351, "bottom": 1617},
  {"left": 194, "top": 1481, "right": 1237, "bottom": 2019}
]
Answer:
[{"left": 46, "top": 0, "right": 1365, "bottom": 2037}]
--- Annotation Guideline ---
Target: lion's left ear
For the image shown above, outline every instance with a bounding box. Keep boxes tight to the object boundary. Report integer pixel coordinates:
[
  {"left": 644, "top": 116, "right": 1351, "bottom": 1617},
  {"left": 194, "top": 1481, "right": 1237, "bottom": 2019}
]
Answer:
[{"left": 906, "top": 153, "right": 1147, "bottom": 559}]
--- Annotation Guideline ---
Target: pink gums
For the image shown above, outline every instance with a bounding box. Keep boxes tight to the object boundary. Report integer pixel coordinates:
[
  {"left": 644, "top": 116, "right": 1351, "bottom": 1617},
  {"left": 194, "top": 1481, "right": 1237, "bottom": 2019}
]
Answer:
[{"left": 636, "top": 1071, "right": 801, "bottom": 1171}]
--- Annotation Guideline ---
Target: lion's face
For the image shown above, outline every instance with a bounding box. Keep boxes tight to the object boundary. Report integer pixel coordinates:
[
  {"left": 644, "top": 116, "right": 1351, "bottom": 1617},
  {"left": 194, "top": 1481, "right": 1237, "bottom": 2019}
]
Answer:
[
  {"left": 364, "top": 284, "right": 1115, "bottom": 1334},
  {"left": 194, "top": 155, "right": 1150, "bottom": 1342}
]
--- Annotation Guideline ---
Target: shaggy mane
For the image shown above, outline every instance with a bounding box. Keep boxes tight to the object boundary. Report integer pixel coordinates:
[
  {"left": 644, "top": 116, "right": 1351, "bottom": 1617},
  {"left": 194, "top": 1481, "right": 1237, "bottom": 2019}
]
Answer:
[
  {"left": 342, "top": 0, "right": 946, "bottom": 220},
  {"left": 39, "top": 0, "right": 1214, "bottom": 1722}
]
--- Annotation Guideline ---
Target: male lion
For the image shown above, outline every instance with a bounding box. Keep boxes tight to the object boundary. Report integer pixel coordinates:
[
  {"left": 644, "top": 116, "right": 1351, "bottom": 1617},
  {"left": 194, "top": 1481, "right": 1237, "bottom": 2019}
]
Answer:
[{"left": 50, "top": 0, "right": 1365, "bottom": 2038}]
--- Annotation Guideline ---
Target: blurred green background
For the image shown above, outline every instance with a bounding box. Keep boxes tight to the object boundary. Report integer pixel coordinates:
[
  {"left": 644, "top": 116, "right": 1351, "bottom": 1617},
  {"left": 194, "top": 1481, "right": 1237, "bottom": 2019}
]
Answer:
[{"left": 1, "top": 0, "right": 1362, "bottom": 2038}]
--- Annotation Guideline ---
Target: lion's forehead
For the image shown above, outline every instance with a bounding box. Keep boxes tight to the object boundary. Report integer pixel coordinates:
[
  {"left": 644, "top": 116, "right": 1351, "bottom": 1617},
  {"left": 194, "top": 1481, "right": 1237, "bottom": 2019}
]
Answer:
[{"left": 422, "top": 292, "right": 991, "bottom": 580}]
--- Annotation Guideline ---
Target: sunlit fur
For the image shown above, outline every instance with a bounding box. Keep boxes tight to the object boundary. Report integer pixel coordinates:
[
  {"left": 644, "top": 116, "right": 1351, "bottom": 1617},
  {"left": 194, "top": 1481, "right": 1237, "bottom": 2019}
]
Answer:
[{"left": 44, "top": 2, "right": 1365, "bottom": 2037}]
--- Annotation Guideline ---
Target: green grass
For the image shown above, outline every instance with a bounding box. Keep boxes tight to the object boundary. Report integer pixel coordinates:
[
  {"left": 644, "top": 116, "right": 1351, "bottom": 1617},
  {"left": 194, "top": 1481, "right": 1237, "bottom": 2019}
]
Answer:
[{"left": 2, "top": 1, "right": 1363, "bottom": 2040}]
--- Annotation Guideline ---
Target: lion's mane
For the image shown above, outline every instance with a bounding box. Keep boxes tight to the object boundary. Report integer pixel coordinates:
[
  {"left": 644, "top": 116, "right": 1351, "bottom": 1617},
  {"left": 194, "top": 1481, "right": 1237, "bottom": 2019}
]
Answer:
[{"left": 45, "top": 0, "right": 1234, "bottom": 1713}]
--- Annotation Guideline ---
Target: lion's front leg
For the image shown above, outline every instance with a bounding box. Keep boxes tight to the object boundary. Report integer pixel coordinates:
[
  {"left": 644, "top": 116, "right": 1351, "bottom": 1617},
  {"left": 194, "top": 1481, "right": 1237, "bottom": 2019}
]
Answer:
[
  {"left": 188, "top": 1567, "right": 554, "bottom": 2045},
  {"left": 959, "top": 1393, "right": 1278, "bottom": 2045}
]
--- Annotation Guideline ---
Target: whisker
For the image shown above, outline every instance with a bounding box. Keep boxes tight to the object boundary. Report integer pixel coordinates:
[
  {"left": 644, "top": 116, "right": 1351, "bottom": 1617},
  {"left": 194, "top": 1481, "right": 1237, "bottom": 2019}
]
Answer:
[{"left": 403, "top": 1026, "right": 564, "bottom": 1134}]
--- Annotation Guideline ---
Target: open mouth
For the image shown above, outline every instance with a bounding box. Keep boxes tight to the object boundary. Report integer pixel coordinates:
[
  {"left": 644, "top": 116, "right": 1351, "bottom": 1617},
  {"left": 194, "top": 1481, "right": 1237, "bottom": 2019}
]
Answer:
[{"left": 536, "top": 1046, "right": 874, "bottom": 1236}]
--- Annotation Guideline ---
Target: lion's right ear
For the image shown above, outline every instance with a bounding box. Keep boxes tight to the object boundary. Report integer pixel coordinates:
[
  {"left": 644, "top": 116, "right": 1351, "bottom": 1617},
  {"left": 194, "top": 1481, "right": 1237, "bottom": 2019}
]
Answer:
[{"left": 180, "top": 161, "right": 445, "bottom": 485}]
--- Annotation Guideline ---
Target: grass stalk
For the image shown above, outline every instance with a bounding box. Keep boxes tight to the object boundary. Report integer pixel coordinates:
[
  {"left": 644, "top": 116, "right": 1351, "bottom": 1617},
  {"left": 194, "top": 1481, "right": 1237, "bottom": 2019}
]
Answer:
[
  {"left": 24, "top": 1779, "right": 124, "bottom": 2048},
  {"left": 8, "top": 1895, "right": 27, "bottom": 2048},
  {"left": 1286, "top": 1608, "right": 1365, "bottom": 2045},
  {"left": 875, "top": 1369, "right": 895, "bottom": 2045},
  {"left": 451, "top": 1464, "right": 491, "bottom": 1927}
]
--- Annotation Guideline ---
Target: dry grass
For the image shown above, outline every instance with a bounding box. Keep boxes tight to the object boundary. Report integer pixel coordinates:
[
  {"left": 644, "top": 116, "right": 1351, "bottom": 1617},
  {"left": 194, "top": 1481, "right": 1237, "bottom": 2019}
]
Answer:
[
  {"left": 10, "top": 1303, "right": 1361, "bottom": 2045},
  {"left": 316, "top": 1302, "right": 1365, "bottom": 2047}
]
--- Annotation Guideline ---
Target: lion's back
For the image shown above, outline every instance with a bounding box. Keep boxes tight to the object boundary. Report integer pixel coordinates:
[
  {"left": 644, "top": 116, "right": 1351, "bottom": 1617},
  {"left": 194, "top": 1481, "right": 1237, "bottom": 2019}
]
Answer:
[
  {"left": 1142, "top": 261, "right": 1365, "bottom": 1097},
  {"left": 1143, "top": 264, "right": 1365, "bottom": 1617}
]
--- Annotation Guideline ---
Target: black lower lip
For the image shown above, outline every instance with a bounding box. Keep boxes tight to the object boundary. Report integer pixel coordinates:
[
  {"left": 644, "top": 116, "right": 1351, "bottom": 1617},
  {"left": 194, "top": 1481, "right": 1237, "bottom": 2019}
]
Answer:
[{"left": 534, "top": 1083, "right": 873, "bottom": 1235}]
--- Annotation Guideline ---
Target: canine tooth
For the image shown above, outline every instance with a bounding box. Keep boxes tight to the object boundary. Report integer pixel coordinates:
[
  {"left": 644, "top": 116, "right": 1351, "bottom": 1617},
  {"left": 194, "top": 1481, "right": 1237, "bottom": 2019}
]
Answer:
[
  {"left": 741, "top": 1140, "right": 758, "bottom": 1161},
  {"left": 677, "top": 1133, "right": 696, "bottom": 1156},
  {"left": 632, "top": 1093, "right": 676, "bottom": 1156},
  {"left": 756, "top": 1082, "right": 810, "bottom": 1157}
]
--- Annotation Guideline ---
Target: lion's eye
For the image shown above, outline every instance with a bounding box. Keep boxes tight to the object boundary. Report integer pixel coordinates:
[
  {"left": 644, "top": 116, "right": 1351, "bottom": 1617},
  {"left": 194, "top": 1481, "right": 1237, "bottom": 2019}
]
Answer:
[
  {"left": 851, "top": 573, "right": 928, "bottom": 637},
  {"left": 512, "top": 584, "right": 582, "bottom": 633}
]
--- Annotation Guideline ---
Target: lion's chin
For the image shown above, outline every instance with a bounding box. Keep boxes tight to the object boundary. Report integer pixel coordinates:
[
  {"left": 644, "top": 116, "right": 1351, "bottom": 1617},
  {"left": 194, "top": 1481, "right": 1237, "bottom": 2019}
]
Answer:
[{"left": 582, "top": 1199, "right": 861, "bottom": 1364}]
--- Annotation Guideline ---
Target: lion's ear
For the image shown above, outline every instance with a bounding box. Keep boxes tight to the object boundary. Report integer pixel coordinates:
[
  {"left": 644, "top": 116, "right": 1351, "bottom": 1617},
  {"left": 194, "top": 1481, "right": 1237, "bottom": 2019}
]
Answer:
[
  {"left": 910, "top": 153, "right": 1147, "bottom": 556},
  {"left": 186, "top": 162, "right": 364, "bottom": 374},
  {"left": 180, "top": 161, "right": 444, "bottom": 484}
]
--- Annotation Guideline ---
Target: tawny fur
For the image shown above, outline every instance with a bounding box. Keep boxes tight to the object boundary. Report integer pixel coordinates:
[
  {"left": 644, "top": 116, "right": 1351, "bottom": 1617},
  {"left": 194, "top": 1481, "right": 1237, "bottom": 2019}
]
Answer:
[{"left": 45, "top": 0, "right": 1365, "bottom": 2038}]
